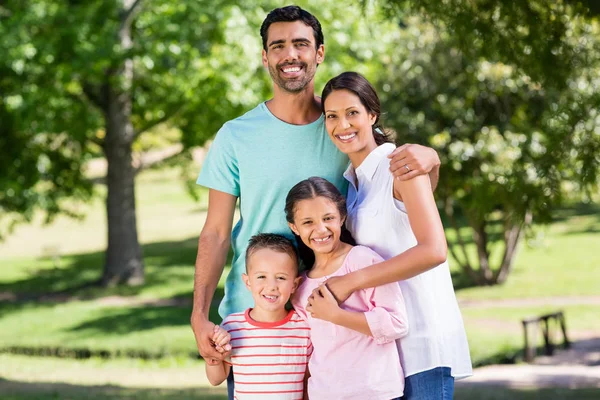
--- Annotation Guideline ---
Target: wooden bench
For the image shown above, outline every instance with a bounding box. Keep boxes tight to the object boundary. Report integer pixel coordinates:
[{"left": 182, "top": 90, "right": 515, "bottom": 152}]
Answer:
[{"left": 521, "top": 311, "right": 570, "bottom": 362}]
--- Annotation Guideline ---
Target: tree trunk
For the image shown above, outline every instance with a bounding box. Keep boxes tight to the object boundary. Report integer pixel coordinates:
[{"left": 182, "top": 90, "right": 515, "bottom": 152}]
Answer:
[
  {"left": 101, "top": 0, "right": 144, "bottom": 286},
  {"left": 101, "top": 100, "right": 144, "bottom": 286},
  {"left": 470, "top": 219, "right": 494, "bottom": 284},
  {"left": 494, "top": 210, "right": 532, "bottom": 284}
]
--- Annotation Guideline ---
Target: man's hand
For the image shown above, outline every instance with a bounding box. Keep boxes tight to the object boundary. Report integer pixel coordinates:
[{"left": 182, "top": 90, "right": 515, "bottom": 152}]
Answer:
[
  {"left": 388, "top": 143, "right": 440, "bottom": 181},
  {"left": 306, "top": 284, "right": 341, "bottom": 322},
  {"left": 191, "top": 313, "right": 224, "bottom": 365}
]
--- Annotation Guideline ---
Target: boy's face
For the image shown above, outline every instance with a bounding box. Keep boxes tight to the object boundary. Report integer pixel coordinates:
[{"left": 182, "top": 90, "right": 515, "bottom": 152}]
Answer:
[{"left": 243, "top": 248, "right": 301, "bottom": 316}]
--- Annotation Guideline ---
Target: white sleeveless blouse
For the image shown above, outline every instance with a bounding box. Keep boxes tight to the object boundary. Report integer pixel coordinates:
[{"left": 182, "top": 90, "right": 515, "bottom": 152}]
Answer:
[{"left": 344, "top": 143, "right": 472, "bottom": 379}]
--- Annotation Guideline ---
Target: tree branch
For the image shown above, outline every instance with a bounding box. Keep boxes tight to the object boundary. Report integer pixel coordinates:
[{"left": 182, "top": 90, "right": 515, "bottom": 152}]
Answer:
[
  {"left": 120, "top": 0, "right": 143, "bottom": 30},
  {"left": 134, "top": 107, "right": 181, "bottom": 140},
  {"left": 443, "top": 198, "right": 479, "bottom": 283}
]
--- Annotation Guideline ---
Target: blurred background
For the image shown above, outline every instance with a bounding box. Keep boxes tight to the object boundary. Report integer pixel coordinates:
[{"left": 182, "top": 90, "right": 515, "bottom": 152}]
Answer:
[{"left": 1, "top": 0, "right": 599, "bottom": 399}]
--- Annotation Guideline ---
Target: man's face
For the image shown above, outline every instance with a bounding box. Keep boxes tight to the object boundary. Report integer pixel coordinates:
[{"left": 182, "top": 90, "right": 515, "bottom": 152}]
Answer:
[{"left": 262, "top": 21, "right": 324, "bottom": 93}]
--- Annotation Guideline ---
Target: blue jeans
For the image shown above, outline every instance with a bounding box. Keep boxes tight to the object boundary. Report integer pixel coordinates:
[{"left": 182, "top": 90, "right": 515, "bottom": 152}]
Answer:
[
  {"left": 227, "top": 368, "right": 234, "bottom": 400},
  {"left": 403, "top": 367, "right": 454, "bottom": 400}
]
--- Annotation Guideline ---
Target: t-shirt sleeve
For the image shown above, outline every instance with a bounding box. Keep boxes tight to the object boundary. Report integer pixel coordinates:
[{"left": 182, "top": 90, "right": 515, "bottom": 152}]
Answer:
[{"left": 196, "top": 124, "right": 240, "bottom": 197}]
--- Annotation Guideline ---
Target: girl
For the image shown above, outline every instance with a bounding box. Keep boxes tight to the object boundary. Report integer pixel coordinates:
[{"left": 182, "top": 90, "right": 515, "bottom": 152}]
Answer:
[
  {"left": 286, "top": 176, "right": 409, "bottom": 400},
  {"left": 319, "top": 71, "right": 472, "bottom": 399}
]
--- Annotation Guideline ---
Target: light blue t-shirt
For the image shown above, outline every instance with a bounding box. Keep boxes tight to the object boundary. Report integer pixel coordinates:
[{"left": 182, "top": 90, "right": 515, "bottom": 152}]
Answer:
[{"left": 197, "top": 102, "right": 349, "bottom": 318}]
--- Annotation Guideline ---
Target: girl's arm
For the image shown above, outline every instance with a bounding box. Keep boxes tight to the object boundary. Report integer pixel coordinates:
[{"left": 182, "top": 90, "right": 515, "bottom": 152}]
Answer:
[
  {"left": 205, "top": 360, "right": 231, "bottom": 386},
  {"left": 327, "top": 174, "right": 447, "bottom": 302},
  {"left": 308, "top": 278, "right": 408, "bottom": 343}
]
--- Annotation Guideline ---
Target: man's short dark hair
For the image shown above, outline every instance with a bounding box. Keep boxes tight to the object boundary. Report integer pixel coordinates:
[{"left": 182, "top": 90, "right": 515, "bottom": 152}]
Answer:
[
  {"left": 260, "top": 5, "right": 324, "bottom": 51},
  {"left": 246, "top": 233, "right": 299, "bottom": 272}
]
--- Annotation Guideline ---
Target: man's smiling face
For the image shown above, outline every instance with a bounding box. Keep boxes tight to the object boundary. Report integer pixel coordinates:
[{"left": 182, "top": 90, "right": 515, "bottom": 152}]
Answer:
[{"left": 262, "top": 21, "right": 324, "bottom": 93}]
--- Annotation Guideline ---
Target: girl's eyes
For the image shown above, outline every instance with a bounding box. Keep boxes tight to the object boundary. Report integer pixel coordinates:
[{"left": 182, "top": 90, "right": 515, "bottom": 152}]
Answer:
[{"left": 302, "top": 220, "right": 312, "bottom": 225}]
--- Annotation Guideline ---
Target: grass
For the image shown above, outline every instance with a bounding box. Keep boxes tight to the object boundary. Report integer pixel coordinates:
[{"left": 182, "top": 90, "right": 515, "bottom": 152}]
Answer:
[
  {"left": 0, "top": 354, "right": 598, "bottom": 400},
  {"left": 0, "top": 166, "right": 598, "bottom": 378}
]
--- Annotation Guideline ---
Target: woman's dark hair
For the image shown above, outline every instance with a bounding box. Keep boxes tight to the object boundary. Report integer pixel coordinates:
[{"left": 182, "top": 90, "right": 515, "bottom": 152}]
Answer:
[
  {"left": 285, "top": 177, "right": 356, "bottom": 269},
  {"left": 321, "top": 71, "right": 394, "bottom": 146},
  {"left": 260, "top": 6, "right": 324, "bottom": 51}
]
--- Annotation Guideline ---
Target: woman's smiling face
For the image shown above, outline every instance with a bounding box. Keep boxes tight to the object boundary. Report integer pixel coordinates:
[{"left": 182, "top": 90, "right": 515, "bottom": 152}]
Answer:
[{"left": 324, "top": 89, "right": 378, "bottom": 158}]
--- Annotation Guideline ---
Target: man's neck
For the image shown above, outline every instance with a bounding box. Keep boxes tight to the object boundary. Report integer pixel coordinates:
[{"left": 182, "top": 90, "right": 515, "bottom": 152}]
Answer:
[{"left": 265, "top": 84, "right": 322, "bottom": 126}]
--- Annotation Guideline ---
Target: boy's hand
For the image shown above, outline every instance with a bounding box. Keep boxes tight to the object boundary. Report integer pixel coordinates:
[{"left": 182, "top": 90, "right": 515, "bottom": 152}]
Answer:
[
  {"left": 211, "top": 325, "right": 232, "bottom": 354},
  {"left": 306, "top": 284, "right": 340, "bottom": 322},
  {"left": 388, "top": 143, "right": 440, "bottom": 180}
]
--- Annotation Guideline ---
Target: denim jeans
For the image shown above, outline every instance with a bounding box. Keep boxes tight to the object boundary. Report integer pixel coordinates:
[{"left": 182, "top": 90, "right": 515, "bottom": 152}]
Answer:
[
  {"left": 403, "top": 366, "right": 454, "bottom": 400},
  {"left": 227, "top": 368, "right": 234, "bottom": 400}
]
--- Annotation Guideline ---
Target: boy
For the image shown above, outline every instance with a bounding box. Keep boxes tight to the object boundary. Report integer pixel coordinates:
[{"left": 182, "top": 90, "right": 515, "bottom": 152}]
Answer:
[{"left": 205, "top": 233, "right": 312, "bottom": 399}]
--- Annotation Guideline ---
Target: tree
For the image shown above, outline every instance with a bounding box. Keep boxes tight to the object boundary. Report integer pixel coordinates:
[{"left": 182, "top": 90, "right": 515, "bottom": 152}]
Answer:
[
  {"left": 0, "top": 0, "right": 400, "bottom": 286},
  {"left": 375, "top": 14, "right": 600, "bottom": 285},
  {"left": 0, "top": 0, "right": 268, "bottom": 285}
]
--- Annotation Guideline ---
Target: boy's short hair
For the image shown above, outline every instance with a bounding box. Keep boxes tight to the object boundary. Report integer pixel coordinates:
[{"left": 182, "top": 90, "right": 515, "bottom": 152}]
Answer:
[{"left": 246, "top": 233, "right": 299, "bottom": 272}]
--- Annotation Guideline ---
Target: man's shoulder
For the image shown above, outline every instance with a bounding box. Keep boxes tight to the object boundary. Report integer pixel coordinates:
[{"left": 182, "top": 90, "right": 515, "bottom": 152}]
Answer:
[{"left": 221, "top": 103, "right": 268, "bottom": 132}]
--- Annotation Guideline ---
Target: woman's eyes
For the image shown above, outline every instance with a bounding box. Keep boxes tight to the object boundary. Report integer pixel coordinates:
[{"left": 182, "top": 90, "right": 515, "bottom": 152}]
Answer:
[{"left": 326, "top": 114, "right": 337, "bottom": 119}]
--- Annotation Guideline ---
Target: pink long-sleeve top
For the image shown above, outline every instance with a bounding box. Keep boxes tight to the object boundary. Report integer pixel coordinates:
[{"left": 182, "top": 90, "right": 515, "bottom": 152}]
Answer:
[{"left": 292, "top": 245, "right": 409, "bottom": 400}]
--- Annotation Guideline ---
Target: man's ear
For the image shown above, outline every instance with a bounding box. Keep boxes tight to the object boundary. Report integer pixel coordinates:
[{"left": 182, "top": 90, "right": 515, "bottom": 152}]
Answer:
[
  {"left": 262, "top": 49, "right": 268, "bottom": 69},
  {"left": 316, "top": 44, "right": 325, "bottom": 66},
  {"left": 242, "top": 273, "right": 251, "bottom": 290},
  {"left": 288, "top": 222, "right": 299, "bottom": 236}
]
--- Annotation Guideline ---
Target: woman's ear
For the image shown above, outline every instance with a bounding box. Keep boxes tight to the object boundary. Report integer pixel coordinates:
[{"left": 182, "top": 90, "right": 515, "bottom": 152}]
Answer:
[{"left": 288, "top": 222, "right": 299, "bottom": 236}]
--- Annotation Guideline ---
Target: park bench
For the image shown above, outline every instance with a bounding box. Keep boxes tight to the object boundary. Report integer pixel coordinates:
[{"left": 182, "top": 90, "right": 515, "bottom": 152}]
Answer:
[{"left": 521, "top": 311, "right": 570, "bottom": 362}]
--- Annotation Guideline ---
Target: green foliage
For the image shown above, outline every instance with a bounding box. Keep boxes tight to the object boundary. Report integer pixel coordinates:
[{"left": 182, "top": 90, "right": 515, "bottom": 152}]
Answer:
[{"left": 374, "top": 13, "right": 600, "bottom": 284}]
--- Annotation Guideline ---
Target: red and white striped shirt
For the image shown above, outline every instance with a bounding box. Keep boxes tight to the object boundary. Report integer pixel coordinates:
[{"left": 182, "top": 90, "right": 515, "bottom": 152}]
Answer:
[{"left": 223, "top": 309, "right": 312, "bottom": 400}]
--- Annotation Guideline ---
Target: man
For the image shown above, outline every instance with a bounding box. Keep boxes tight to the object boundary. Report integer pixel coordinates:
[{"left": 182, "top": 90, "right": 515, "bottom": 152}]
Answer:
[{"left": 191, "top": 4, "right": 440, "bottom": 387}]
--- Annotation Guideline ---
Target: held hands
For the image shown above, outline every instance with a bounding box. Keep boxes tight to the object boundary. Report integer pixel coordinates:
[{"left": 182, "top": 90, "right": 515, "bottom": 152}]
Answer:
[
  {"left": 306, "top": 284, "right": 341, "bottom": 322},
  {"left": 191, "top": 315, "right": 226, "bottom": 366},
  {"left": 388, "top": 143, "right": 440, "bottom": 180},
  {"left": 323, "top": 275, "right": 354, "bottom": 304},
  {"left": 211, "top": 325, "right": 232, "bottom": 355}
]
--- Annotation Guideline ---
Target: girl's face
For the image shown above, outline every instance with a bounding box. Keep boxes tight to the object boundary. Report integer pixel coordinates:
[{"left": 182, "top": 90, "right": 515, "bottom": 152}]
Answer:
[
  {"left": 288, "top": 196, "right": 344, "bottom": 256},
  {"left": 324, "top": 89, "right": 378, "bottom": 157}
]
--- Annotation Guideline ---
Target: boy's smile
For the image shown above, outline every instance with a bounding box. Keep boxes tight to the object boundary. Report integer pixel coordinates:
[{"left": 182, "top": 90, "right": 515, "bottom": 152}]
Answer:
[{"left": 243, "top": 248, "right": 301, "bottom": 322}]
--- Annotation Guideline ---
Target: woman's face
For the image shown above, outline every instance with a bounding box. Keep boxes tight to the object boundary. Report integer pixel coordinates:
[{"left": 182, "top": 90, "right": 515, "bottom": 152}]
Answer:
[{"left": 324, "top": 89, "right": 377, "bottom": 157}]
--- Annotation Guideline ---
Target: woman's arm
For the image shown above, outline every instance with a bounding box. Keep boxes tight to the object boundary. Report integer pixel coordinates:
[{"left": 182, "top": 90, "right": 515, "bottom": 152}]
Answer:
[
  {"left": 308, "top": 279, "right": 408, "bottom": 343},
  {"left": 327, "top": 174, "right": 447, "bottom": 301}
]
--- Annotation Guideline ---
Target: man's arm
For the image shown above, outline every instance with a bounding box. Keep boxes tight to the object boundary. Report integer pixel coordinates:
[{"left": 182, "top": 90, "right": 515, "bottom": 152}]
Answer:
[
  {"left": 191, "top": 189, "right": 237, "bottom": 362},
  {"left": 387, "top": 143, "right": 440, "bottom": 190}
]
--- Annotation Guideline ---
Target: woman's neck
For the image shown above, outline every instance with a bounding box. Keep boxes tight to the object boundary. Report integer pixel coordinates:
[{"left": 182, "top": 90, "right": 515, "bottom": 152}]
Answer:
[{"left": 348, "top": 140, "right": 378, "bottom": 170}]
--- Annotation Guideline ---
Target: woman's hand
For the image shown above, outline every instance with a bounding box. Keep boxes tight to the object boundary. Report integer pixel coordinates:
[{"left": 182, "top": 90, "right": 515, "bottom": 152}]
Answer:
[
  {"left": 306, "top": 284, "right": 341, "bottom": 322},
  {"left": 324, "top": 274, "right": 356, "bottom": 304}
]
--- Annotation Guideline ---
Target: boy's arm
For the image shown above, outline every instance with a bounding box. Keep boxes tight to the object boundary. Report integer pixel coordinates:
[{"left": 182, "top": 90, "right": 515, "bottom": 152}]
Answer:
[
  {"left": 191, "top": 189, "right": 237, "bottom": 362},
  {"left": 205, "top": 360, "right": 231, "bottom": 386}
]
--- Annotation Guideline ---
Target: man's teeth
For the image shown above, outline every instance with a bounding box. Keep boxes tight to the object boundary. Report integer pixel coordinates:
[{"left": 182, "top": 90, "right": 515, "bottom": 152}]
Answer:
[
  {"left": 339, "top": 133, "right": 356, "bottom": 140},
  {"left": 283, "top": 67, "right": 301, "bottom": 72}
]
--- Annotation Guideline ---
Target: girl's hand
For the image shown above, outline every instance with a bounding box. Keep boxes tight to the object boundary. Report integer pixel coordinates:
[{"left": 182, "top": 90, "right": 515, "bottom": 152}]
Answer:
[
  {"left": 324, "top": 275, "right": 355, "bottom": 304},
  {"left": 306, "top": 284, "right": 341, "bottom": 322},
  {"left": 211, "top": 325, "right": 232, "bottom": 354}
]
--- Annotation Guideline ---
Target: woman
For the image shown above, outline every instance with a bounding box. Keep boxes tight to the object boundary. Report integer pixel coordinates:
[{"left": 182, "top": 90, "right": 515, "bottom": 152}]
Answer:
[{"left": 308, "top": 71, "right": 472, "bottom": 399}]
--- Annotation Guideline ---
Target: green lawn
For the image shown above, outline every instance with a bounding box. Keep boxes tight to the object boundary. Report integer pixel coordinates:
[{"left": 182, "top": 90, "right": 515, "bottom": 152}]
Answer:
[
  {"left": 0, "top": 354, "right": 597, "bottom": 400},
  {"left": 0, "top": 166, "right": 598, "bottom": 371}
]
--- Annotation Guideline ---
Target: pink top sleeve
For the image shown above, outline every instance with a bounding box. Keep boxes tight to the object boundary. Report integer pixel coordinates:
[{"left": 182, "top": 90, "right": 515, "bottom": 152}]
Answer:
[{"left": 349, "top": 246, "right": 409, "bottom": 344}]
